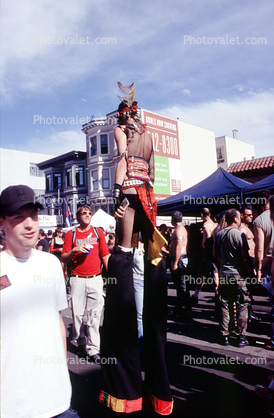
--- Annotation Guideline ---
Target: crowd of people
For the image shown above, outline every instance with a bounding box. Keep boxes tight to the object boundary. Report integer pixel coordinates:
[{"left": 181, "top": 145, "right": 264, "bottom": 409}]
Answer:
[
  {"left": 164, "top": 195, "right": 274, "bottom": 351},
  {"left": 1, "top": 83, "right": 273, "bottom": 416},
  {"left": 160, "top": 193, "right": 274, "bottom": 407},
  {"left": 1, "top": 183, "right": 273, "bottom": 416}
]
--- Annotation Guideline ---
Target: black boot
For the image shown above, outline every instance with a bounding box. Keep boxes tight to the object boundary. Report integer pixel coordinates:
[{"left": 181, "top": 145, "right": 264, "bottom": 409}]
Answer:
[{"left": 248, "top": 305, "right": 261, "bottom": 323}]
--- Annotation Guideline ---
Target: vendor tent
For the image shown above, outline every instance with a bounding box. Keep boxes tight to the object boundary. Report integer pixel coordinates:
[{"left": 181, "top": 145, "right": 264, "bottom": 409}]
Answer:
[
  {"left": 157, "top": 168, "right": 251, "bottom": 216},
  {"left": 91, "top": 208, "right": 116, "bottom": 231},
  {"left": 243, "top": 174, "right": 274, "bottom": 195}
]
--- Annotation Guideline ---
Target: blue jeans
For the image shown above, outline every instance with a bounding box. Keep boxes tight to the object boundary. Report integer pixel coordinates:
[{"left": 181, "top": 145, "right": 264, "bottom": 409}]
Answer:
[
  {"left": 133, "top": 274, "right": 144, "bottom": 339},
  {"left": 54, "top": 406, "right": 80, "bottom": 417}
]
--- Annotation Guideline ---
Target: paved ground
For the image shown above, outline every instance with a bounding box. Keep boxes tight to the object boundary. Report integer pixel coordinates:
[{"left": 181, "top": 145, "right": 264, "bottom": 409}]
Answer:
[{"left": 62, "top": 273, "right": 274, "bottom": 418}]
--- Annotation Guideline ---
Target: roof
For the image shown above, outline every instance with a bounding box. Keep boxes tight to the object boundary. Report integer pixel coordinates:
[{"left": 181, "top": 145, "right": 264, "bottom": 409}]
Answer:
[
  {"left": 228, "top": 156, "right": 274, "bottom": 174},
  {"left": 37, "top": 150, "right": 86, "bottom": 169}
]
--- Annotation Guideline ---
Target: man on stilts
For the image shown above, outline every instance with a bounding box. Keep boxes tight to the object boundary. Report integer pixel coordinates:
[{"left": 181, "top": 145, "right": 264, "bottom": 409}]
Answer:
[{"left": 99, "top": 82, "right": 173, "bottom": 415}]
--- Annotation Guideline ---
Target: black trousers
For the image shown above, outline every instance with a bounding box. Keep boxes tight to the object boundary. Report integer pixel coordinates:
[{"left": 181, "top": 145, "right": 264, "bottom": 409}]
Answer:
[
  {"left": 100, "top": 246, "right": 173, "bottom": 414},
  {"left": 171, "top": 254, "right": 191, "bottom": 314}
]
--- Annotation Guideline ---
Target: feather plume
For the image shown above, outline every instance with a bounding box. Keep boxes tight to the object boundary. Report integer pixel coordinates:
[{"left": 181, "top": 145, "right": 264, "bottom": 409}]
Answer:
[{"left": 117, "top": 82, "right": 135, "bottom": 106}]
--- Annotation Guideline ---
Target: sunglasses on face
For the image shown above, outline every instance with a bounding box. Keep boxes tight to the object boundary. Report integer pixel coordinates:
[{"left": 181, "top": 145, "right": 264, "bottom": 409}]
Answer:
[{"left": 81, "top": 211, "right": 92, "bottom": 216}]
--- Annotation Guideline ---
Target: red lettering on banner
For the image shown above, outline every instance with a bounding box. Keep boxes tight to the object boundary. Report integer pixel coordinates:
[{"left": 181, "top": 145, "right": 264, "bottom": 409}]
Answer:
[{"left": 143, "top": 110, "right": 180, "bottom": 159}]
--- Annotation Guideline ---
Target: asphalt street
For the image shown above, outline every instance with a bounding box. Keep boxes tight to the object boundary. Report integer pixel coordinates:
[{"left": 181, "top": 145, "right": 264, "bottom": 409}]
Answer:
[{"left": 61, "top": 273, "right": 274, "bottom": 418}]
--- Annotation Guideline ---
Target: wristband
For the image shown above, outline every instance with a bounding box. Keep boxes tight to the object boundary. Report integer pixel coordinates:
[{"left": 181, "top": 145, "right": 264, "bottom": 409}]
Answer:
[{"left": 112, "top": 183, "right": 122, "bottom": 199}]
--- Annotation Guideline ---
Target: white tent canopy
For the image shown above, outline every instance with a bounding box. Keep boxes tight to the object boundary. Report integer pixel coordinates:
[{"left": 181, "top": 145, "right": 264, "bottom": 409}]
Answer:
[{"left": 90, "top": 209, "right": 116, "bottom": 231}]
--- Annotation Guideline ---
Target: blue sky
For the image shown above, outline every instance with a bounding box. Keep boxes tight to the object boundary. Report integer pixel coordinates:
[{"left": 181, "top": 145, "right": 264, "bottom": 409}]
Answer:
[{"left": 1, "top": 0, "right": 273, "bottom": 158}]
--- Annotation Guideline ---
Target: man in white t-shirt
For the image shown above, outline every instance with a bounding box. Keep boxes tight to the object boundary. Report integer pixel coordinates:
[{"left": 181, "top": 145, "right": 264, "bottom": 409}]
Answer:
[{"left": 0, "top": 185, "right": 79, "bottom": 418}]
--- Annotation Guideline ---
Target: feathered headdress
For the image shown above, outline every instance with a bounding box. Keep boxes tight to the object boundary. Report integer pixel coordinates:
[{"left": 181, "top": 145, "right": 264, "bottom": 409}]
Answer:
[
  {"left": 117, "top": 82, "right": 135, "bottom": 107},
  {"left": 116, "top": 81, "right": 146, "bottom": 134}
]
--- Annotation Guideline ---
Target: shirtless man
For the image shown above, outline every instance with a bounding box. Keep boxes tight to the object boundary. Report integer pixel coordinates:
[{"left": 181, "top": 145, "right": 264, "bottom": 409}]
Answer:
[
  {"left": 112, "top": 101, "right": 155, "bottom": 248},
  {"left": 201, "top": 207, "right": 216, "bottom": 247},
  {"left": 100, "top": 90, "right": 173, "bottom": 415},
  {"left": 239, "top": 206, "right": 261, "bottom": 323},
  {"left": 239, "top": 207, "right": 255, "bottom": 259},
  {"left": 169, "top": 210, "right": 191, "bottom": 317},
  {"left": 192, "top": 208, "right": 217, "bottom": 304}
]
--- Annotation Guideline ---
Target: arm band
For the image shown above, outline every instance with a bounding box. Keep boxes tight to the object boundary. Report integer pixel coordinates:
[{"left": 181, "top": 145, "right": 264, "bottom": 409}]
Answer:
[{"left": 112, "top": 183, "right": 122, "bottom": 198}]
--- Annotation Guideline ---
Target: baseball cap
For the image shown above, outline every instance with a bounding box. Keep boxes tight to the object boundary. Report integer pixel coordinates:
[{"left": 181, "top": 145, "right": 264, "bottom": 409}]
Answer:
[{"left": 0, "top": 185, "right": 43, "bottom": 217}]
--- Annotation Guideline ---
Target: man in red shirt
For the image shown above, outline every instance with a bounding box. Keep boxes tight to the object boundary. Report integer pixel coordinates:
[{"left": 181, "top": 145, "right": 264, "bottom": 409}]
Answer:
[{"left": 62, "top": 205, "right": 110, "bottom": 363}]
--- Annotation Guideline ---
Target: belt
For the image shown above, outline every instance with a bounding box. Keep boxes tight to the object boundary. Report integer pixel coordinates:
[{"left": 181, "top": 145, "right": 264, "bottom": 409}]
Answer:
[
  {"left": 171, "top": 254, "right": 188, "bottom": 261},
  {"left": 73, "top": 273, "right": 101, "bottom": 279},
  {"left": 122, "top": 179, "right": 144, "bottom": 187}
]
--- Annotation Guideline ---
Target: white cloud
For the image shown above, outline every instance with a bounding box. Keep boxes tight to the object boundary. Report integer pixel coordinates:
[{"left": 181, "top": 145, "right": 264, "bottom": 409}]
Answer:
[
  {"left": 1, "top": 0, "right": 117, "bottom": 102},
  {"left": 1, "top": 0, "right": 90, "bottom": 67},
  {"left": 183, "top": 89, "right": 191, "bottom": 96},
  {"left": 231, "top": 85, "right": 245, "bottom": 92},
  {"left": 5, "top": 0, "right": 271, "bottom": 104},
  {"left": 157, "top": 89, "right": 274, "bottom": 158},
  {"left": 1, "top": 0, "right": 272, "bottom": 162},
  {"left": 28, "top": 89, "right": 273, "bottom": 158},
  {"left": 27, "top": 130, "right": 86, "bottom": 156}
]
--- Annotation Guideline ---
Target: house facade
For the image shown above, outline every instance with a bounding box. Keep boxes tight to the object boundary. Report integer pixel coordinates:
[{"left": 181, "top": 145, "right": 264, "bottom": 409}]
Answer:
[
  {"left": 37, "top": 150, "right": 87, "bottom": 224},
  {"left": 81, "top": 112, "right": 117, "bottom": 216}
]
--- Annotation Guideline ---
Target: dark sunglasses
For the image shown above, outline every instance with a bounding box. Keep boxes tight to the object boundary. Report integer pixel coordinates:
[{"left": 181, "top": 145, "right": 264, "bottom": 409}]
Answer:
[
  {"left": 122, "top": 111, "right": 130, "bottom": 117},
  {"left": 81, "top": 211, "right": 92, "bottom": 216}
]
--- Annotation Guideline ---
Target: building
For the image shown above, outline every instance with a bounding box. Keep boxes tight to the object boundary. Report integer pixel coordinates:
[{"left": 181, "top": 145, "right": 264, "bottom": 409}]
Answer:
[
  {"left": 37, "top": 150, "right": 87, "bottom": 224},
  {"left": 0, "top": 147, "right": 54, "bottom": 195},
  {"left": 81, "top": 108, "right": 219, "bottom": 215},
  {"left": 0, "top": 148, "right": 68, "bottom": 230},
  {"left": 81, "top": 112, "right": 117, "bottom": 216},
  {"left": 4, "top": 110, "right": 257, "bottom": 226},
  {"left": 227, "top": 155, "right": 274, "bottom": 183},
  {"left": 141, "top": 109, "right": 218, "bottom": 197},
  {"left": 215, "top": 133, "right": 255, "bottom": 170}
]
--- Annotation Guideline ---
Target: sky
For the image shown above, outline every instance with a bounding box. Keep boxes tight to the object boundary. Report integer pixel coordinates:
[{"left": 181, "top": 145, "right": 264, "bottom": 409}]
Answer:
[{"left": 1, "top": 0, "right": 273, "bottom": 159}]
